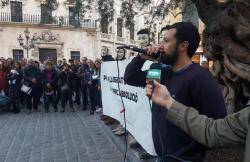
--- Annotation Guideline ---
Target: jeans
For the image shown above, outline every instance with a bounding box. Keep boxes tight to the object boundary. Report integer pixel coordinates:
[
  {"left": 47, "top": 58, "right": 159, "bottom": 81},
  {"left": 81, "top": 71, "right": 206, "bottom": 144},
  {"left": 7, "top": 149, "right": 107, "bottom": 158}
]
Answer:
[
  {"left": 81, "top": 85, "right": 88, "bottom": 110},
  {"left": 12, "top": 98, "right": 20, "bottom": 113},
  {"left": 74, "top": 88, "right": 81, "bottom": 105},
  {"left": 44, "top": 93, "right": 57, "bottom": 111},
  {"left": 26, "top": 87, "right": 41, "bottom": 110},
  {"left": 56, "top": 88, "right": 61, "bottom": 104},
  {"left": 61, "top": 88, "right": 73, "bottom": 110},
  {"left": 88, "top": 86, "right": 98, "bottom": 112}
]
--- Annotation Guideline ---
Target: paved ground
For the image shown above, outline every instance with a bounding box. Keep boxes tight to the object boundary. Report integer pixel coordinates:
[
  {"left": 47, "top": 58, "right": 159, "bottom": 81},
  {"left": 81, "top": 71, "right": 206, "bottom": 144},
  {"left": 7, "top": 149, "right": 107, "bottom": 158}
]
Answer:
[{"left": 0, "top": 109, "right": 124, "bottom": 162}]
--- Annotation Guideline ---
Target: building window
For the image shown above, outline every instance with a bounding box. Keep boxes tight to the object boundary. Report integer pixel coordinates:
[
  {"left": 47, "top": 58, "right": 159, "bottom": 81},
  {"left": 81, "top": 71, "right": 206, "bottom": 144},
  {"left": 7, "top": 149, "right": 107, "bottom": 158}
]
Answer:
[
  {"left": 13, "top": 50, "right": 23, "bottom": 62},
  {"left": 117, "top": 18, "right": 123, "bottom": 37},
  {"left": 71, "top": 51, "right": 80, "bottom": 61},
  {"left": 100, "top": 17, "right": 108, "bottom": 34},
  {"left": 192, "top": 54, "right": 200, "bottom": 64},
  {"left": 69, "top": 7, "right": 79, "bottom": 26},
  {"left": 130, "top": 24, "right": 134, "bottom": 40},
  {"left": 11, "top": 1, "right": 23, "bottom": 22},
  {"left": 41, "top": 4, "right": 53, "bottom": 24}
]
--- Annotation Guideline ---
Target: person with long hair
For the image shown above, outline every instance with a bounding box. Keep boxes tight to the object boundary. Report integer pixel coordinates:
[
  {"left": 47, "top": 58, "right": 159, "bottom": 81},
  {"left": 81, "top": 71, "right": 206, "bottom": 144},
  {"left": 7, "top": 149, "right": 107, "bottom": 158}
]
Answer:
[{"left": 93, "top": 59, "right": 102, "bottom": 112}]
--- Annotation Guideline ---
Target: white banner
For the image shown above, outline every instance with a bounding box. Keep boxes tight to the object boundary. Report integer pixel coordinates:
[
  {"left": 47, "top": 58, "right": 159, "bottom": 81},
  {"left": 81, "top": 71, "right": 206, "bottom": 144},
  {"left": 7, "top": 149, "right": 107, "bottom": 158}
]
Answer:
[{"left": 101, "top": 59, "right": 157, "bottom": 156}]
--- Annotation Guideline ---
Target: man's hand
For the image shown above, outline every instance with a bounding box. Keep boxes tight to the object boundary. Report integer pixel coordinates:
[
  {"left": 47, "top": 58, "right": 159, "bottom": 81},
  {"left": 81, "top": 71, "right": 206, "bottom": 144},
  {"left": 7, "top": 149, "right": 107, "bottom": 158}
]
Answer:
[
  {"left": 32, "top": 78, "right": 37, "bottom": 84},
  {"left": 78, "top": 73, "right": 84, "bottom": 77},
  {"left": 139, "top": 45, "right": 160, "bottom": 61},
  {"left": 146, "top": 80, "right": 174, "bottom": 109},
  {"left": 47, "top": 83, "right": 52, "bottom": 89}
]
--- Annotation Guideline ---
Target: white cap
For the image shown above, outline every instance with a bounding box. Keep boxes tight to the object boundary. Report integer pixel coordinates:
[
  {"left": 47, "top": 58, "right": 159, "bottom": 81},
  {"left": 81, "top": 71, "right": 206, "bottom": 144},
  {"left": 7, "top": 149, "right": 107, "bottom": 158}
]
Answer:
[{"left": 11, "top": 69, "right": 19, "bottom": 75}]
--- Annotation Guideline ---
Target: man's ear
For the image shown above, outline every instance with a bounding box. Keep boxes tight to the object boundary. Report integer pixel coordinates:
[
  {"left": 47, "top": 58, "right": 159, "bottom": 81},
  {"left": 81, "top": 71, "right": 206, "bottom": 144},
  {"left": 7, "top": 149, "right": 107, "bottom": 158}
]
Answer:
[{"left": 179, "top": 41, "right": 189, "bottom": 52}]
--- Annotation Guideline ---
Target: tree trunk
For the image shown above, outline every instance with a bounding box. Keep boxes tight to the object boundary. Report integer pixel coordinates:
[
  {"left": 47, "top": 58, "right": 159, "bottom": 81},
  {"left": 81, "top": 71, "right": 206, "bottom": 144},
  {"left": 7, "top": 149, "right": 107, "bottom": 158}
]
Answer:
[{"left": 191, "top": 0, "right": 250, "bottom": 113}]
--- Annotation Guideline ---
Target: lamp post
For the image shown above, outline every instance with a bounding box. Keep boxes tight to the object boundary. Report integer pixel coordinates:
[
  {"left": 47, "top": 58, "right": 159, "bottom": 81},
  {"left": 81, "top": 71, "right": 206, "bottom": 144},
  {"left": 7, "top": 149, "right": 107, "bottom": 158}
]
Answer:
[{"left": 17, "top": 28, "right": 36, "bottom": 59}]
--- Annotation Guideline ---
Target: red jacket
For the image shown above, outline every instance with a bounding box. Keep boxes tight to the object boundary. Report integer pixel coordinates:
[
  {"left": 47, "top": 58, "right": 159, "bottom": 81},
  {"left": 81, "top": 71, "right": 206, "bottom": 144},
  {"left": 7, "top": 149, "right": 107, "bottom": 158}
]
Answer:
[{"left": 0, "top": 71, "right": 9, "bottom": 93}]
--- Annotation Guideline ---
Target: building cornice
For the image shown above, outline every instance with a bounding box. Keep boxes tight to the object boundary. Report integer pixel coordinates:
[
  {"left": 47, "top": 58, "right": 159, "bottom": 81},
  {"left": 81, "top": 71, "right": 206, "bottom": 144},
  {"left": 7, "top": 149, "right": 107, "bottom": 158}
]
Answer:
[{"left": 0, "top": 22, "right": 97, "bottom": 33}]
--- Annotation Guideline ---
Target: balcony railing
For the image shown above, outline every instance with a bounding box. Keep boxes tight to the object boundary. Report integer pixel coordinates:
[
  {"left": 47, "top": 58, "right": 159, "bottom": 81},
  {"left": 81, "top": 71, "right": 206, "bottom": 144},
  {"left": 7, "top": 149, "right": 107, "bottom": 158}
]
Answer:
[{"left": 0, "top": 12, "right": 97, "bottom": 28}]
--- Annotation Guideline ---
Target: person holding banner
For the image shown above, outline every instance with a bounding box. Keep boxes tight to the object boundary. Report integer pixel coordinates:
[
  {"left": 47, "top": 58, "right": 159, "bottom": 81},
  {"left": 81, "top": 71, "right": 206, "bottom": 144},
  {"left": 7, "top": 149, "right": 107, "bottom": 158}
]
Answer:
[
  {"left": 145, "top": 80, "right": 250, "bottom": 162},
  {"left": 124, "top": 22, "right": 227, "bottom": 162}
]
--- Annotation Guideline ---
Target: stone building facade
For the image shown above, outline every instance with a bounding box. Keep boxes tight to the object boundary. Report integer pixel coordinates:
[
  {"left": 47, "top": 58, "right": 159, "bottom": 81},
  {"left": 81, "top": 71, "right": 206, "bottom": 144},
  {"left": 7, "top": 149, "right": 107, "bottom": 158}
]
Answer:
[
  {"left": 0, "top": 0, "right": 205, "bottom": 64},
  {"left": 0, "top": 0, "right": 140, "bottom": 63}
]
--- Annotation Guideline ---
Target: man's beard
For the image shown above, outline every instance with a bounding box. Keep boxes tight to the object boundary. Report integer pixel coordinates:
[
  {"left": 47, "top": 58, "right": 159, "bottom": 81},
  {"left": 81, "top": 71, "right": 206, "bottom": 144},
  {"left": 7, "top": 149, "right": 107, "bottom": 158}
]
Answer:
[{"left": 159, "top": 46, "right": 179, "bottom": 65}]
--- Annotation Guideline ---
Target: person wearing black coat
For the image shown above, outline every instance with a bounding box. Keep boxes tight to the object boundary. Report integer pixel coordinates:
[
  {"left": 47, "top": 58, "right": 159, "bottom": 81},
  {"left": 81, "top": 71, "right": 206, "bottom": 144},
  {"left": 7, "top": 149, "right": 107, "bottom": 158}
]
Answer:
[
  {"left": 101, "top": 46, "right": 115, "bottom": 62},
  {"left": 78, "top": 58, "right": 89, "bottom": 111},
  {"left": 93, "top": 59, "right": 102, "bottom": 110},
  {"left": 69, "top": 59, "right": 81, "bottom": 106},
  {"left": 22, "top": 60, "right": 42, "bottom": 113},
  {"left": 86, "top": 59, "right": 98, "bottom": 115},
  {"left": 57, "top": 64, "right": 75, "bottom": 112},
  {"left": 7, "top": 69, "right": 22, "bottom": 113},
  {"left": 42, "top": 62, "right": 58, "bottom": 113}
]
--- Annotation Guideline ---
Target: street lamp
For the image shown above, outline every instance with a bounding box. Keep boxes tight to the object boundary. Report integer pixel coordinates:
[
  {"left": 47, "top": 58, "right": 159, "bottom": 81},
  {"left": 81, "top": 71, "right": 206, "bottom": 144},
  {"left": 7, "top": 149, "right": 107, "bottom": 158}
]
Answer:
[
  {"left": 17, "top": 35, "right": 24, "bottom": 46},
  {"left": 17, "top": 28, "right": 36, "bottom": 59}
]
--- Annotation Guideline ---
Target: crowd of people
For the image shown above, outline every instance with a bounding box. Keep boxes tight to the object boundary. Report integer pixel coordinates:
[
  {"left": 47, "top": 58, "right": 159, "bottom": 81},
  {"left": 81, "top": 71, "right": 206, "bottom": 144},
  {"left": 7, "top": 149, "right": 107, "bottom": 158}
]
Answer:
[
  {"left": 0, "top": 56, "right": 102, "bottom": 114},
  {"left": 1, "top": 21, "right": 235, "bottom": 162}
]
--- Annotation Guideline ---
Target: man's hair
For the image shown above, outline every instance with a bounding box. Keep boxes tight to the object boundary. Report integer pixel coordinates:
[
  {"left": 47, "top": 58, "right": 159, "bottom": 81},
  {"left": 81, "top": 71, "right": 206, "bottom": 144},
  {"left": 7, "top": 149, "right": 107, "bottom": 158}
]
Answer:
[
  {"left": 46, "top": 61, "right": 52, "bottom": 66},
  {"left": 137, "top": 29, "right": 150, "bottom": 36},
  {"left": 64, "top": 64, "right": 70, "bottom": 68},
  {"left": 161, "top": 22, "right": 200, "bottom": 58},
  {"left": 160, "top": 25, "right": 170, "bottom": 33}
]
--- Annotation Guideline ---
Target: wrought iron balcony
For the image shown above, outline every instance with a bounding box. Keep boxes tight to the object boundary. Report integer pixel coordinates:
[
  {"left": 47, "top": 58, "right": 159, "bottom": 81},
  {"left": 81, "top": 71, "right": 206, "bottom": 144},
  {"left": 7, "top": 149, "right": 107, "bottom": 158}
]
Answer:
[{"left": 0, "top": 12, "right": 97, "bottom": 28}]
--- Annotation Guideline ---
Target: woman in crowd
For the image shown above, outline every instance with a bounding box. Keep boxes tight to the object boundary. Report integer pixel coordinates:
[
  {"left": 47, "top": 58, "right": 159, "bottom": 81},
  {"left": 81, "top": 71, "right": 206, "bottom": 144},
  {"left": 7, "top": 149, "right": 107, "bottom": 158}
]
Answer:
[
  {"left": 93, "top": 59, "right": 102, "bottom": 112},
  {"left": 86, "top": 59, "right": 97, "bottom": 115},
  {"left": 0, "top": 61, "right": 9, "bottom": 96},
  {"left": 42, "top": 61, "right": 58, "bottom": 113},
  {"left": 57, "top": 64, "right": 75, "bottom": 112},
  {"left": 7, "top": 66, "right": 22, "bottom": 113}
]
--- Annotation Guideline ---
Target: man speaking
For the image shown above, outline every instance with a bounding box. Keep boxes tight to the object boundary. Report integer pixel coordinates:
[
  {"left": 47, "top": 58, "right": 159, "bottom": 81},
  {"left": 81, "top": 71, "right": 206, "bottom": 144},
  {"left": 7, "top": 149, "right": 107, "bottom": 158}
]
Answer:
[
  {"left": 124, "top": 22, "right": 227, "bottom": 162},
  {"left": 146, "top": 80, "right": 250, "bottom": 162}
]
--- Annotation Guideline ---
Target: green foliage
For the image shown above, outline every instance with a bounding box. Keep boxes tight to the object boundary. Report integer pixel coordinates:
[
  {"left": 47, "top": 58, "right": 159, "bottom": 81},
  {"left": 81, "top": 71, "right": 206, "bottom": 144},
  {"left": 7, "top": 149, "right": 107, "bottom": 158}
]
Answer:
[
  {"left": 72, "top": 0, "right": 92, "bottom": 27},
  {"left": 44, "top": 0, "right": 59, "bottom": 10},
  {"left": 120, "top": 1, "right": 136, "bottom": 29},
  {"left": 120, "top": 0, "right": 184, "bottom": 30},
  {"left": 98, "top": 0, "right": 114, "bottom": 23},
  {"left": 1, "top": 0, "right": 185, "bottom": 30},
  {"left": 1, "top": 0, "right": 9, "bottom": 7}
]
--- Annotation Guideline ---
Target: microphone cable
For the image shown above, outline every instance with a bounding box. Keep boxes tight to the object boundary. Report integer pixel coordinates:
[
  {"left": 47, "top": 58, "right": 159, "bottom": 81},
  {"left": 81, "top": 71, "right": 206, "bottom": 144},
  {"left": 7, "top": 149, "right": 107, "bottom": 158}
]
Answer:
[
  {"left": 148, "top": 81, "right": 191, "bottom": 162},
  {"left": 115, "top": 59, "right": 128, "bottom": 162},
  {"left": 115, "top": 56, "right": 189, "bottom": 162},
  {"left": 148, "top": 97, "right": 165, "bottom": 161}
]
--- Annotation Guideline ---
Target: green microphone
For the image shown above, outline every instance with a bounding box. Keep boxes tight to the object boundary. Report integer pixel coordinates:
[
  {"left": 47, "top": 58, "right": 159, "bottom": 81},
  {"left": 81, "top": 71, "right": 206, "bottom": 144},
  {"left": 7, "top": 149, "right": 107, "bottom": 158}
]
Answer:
[{"left": 147, "top": 66, "right": 161, "bottom": 99}]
